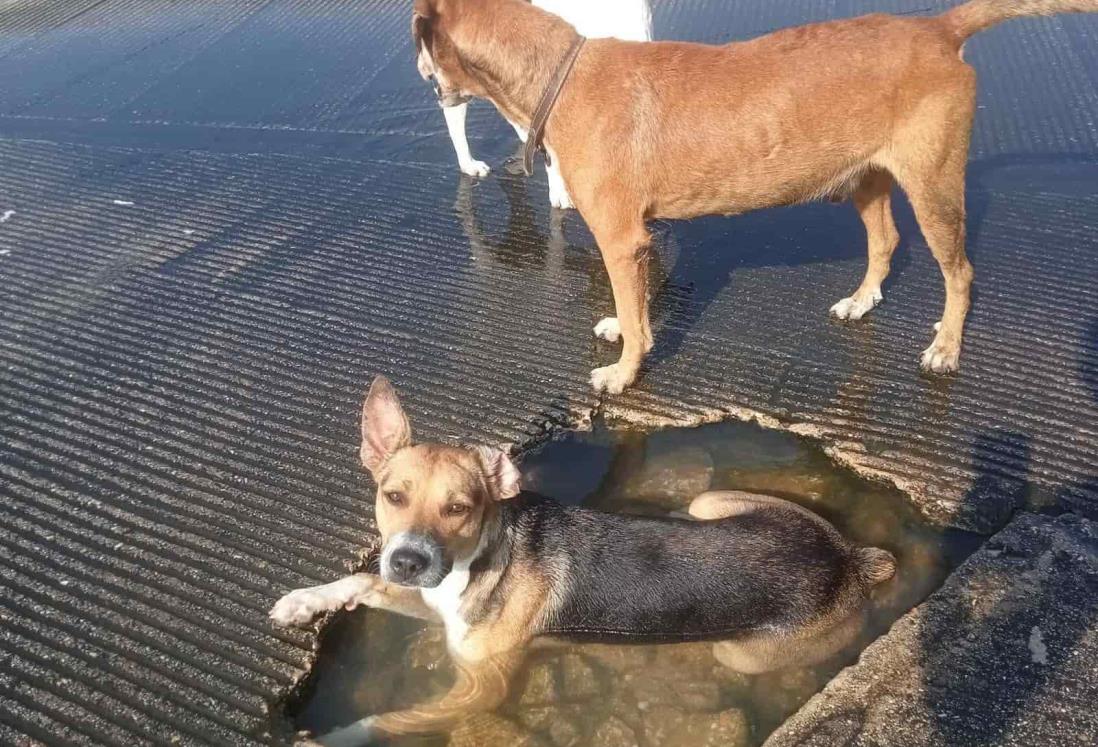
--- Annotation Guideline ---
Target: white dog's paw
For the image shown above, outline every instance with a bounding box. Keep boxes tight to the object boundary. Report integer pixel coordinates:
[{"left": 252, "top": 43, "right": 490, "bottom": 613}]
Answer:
[
  {"left": 549, "top": 187, "right": 575, "bottom": 210},
  {"left": 920, "top": 339, "right": 961, "bottom": 374},
  {"left": 590, "top": 362, "right": 637, "bottom": 395},
  {"left": 829, "top": 288, "right": 882, "bottom": 321},
  {"left": 593, "top": 317, "right": 621, "bottom": 343},
  {"left": 270, "top": 587, "right": 335, "bottom": 627},
  {"left": 459, "top": 159, "right": 491, "bottom": 178}
]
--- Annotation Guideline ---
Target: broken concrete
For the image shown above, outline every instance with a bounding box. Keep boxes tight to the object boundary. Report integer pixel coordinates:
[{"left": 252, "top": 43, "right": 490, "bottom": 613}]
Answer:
[{"left": 766, "top": 513, "right": 1098, "bottom": 747}]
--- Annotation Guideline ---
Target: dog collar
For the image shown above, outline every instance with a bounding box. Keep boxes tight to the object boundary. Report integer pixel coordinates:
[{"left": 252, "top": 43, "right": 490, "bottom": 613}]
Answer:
[{"left": 522, "top": 34, "right": 586, "bottom": 177}]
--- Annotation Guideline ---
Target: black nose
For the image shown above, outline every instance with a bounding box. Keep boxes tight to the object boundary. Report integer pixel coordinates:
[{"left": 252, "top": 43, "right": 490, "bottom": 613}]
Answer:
[{"left": 389, "top": 547, "right": 430, "bottom": 582}]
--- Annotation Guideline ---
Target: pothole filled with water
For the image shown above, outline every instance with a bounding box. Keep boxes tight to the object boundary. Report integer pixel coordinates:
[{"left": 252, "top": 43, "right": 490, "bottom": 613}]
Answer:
[{"left": 289, "top": 419, "right": 981, "bottom": 746}]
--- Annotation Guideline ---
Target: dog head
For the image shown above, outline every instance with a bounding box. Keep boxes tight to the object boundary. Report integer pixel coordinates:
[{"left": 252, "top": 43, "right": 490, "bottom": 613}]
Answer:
[
  {"left": 411, "top": 0, "right": 555, "bottom": 108},
  {"left": 359, "top": 375, "right": 521, "bottom": 588},
  {"left": 412, "top": 0, "right": 485, "bottom": 103}
]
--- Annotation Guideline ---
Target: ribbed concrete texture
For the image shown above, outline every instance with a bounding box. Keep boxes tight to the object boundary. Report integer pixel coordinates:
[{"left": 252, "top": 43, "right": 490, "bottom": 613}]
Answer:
[{"left": 0, "top": 0, "right": 1096, "bottom": 745}]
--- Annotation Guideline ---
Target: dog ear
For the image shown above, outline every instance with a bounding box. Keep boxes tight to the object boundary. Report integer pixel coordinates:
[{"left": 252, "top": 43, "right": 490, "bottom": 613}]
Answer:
[
  {"left": 411, "top": 1, "right": 434, "bottom": 54},
  {"left": 360, "top": 376, "right": 412, "bottom": 473},
  {"left": 473, "top": 446, "right": 521, "bottom": 500}
]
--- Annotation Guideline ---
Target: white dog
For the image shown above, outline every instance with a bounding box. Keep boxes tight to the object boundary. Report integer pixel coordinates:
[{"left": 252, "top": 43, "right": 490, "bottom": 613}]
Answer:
[{"left": 439, "top": 0, "right": 653, "bottom": 209}]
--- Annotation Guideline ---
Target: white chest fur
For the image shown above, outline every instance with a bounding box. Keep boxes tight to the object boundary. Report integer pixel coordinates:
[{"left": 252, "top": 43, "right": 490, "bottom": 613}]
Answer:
[
  {"left": 420, "top": 534, "right": 489, "bottom": 651},
  {"left": 420, "top": 564, "right": 471, "bottom": 650}
]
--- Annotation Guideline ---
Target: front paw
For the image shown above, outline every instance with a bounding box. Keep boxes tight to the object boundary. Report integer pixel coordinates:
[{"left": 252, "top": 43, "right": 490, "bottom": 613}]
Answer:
[
  {"left": 459, "top": 159, "right": 491, "bottom": 178},
  {"left": 549, "top": 187, "right": 574, "bottom": 210},
  {"left": 270, "top": 587, "right": 335, "bottom": 627},
  {"left": 829, "top": 288, "right": 882, "bottom": 321},
  {"left": 590, "top": 362, "right": 637, "bottom": 394}
]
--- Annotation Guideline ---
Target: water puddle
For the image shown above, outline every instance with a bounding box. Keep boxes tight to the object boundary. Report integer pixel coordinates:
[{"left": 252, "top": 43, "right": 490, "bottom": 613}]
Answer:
[{"left": 289, "top": 419, "right": 980, "bottom": 746}]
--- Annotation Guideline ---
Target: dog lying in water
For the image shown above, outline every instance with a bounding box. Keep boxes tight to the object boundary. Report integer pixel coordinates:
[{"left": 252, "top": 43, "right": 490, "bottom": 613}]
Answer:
[{"left": 270, "top": 376, "right": 896, "bottom": 745}]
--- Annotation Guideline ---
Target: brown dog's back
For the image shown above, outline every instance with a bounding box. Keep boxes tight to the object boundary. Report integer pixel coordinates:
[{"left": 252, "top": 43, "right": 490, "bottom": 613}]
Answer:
[{"left": 559, "top": 14, "right": 966, "bottom": 219}]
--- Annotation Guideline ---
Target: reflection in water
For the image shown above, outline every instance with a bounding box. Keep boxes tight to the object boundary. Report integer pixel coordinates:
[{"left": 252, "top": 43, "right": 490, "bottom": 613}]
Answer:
[{"left": 292, "top": 420, "right": 980, "bottom": 746}]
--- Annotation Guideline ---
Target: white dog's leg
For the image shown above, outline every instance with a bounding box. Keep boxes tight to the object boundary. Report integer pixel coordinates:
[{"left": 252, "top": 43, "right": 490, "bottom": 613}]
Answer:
[
  {"left": 443, "top": 103, "right": 490, "bottom": 178},
  {"left": 508, "top": 118, "right": 529, "bottom": 143},
  {"left": 546, "top": 156, "right": 574, "bottom": 210}
]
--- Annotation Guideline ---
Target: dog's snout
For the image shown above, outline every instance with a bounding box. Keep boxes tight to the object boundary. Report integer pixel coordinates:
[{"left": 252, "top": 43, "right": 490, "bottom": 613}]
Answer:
[{"left": 389, "top": 547, "right": 430, "bottom": 582}]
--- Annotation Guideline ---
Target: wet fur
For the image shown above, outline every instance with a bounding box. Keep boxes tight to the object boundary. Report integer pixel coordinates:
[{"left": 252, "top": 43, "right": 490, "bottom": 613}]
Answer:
[{"left": 498, "top": 493, "right": 872, "bottom": 642}]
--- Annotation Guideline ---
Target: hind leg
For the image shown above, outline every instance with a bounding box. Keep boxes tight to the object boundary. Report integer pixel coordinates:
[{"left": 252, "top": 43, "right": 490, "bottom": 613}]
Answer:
[
  {"left": 907, "top": 177, "right": 973, "bottom": 373},
  {"left": 712, "top": 611, "right": 865, "bottom": 674},
  {"left": 887, "top": 77, "right": 976, "bottom": 373},
  {"left": 830, "top": 169, "right": 899, "bottom": 321}
]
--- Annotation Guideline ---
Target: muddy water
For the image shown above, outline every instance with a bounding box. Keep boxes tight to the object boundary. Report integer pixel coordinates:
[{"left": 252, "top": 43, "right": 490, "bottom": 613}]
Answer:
[{"left": 291, "top": 420, "right": 980, "bottom": 746}]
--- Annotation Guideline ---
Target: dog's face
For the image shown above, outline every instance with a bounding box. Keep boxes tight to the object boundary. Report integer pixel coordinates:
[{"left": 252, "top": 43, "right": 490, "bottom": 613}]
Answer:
[
  {"left": 412, "top": 0, "right": 491, "bottom": 101},
  {"left": 359, "top": 375, "right": 521, "bottom": 588}
]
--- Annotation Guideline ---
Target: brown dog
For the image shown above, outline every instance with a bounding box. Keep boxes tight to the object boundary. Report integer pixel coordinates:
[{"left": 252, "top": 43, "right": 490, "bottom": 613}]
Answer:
[
  {"left": 270, "top": 376, "right": 895, "bottom": 745},
  {"left": 413, "top": 0, "right": 1098, "bottom": 393}
]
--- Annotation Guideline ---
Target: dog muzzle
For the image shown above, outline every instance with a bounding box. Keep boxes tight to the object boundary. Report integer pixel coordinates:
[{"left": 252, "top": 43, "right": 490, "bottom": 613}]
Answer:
[{"left": 380, "top": 531, "right": 451, "bottom": 588}]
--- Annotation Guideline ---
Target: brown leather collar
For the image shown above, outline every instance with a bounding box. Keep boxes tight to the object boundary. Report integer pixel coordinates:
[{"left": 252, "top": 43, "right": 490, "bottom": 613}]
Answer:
[{"left": 522, "top": 34, "right": 586, "bottom": 177}]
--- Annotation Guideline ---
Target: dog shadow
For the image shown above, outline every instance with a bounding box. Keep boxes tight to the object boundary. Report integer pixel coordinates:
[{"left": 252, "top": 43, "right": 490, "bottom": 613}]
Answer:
[{"left": 913, "top": 314, "right": 1098, "bottom": 744}]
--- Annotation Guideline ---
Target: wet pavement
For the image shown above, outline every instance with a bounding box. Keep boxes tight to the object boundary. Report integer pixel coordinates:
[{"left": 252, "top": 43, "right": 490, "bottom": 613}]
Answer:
[{"left": 1, "top": 0, "right": 1096, "bottom": 745}]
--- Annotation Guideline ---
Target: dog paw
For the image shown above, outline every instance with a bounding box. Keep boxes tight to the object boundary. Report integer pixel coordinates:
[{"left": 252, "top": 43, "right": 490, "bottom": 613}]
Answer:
[
  {"left": 920, "top": 340, "right": 960, "bottom": 374},
  {"left": 549, "top": 186, "right": 575, "bottom": 210},
  {"left": 270, "top": 588, "right": 336, "bottom": 627},
  {"left": 459, "top": 159, "right": 491, "bottom": 178},
  {"left": 830, "top": 289, "right": 882, "bottom": 321},
  {"left": 593, "top": 317, "right": 621, "bottom": 342},
  {"left": 590, "top": 362, "right": 636, "bottom": 394}
]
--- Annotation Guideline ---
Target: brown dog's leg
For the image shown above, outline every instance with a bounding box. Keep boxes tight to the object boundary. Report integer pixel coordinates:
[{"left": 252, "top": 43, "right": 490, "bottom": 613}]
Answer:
[
  {"left": 886, "top": 73, "right": 976, "bottom": 374},
  {"left": 909, "top": 175, "right": 973, "bottom": 374},
  {"left": 589, "top": 215, "right": 654, "bottom": 394},
  {"left": 830, "top": 169, "right": 899, "bottom": 321}
]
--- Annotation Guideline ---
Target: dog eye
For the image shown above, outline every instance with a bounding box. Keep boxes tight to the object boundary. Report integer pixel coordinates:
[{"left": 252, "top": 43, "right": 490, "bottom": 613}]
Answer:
[
  {"left": 385, "top": 491, "right": 405, "bottom": 506},
  {"left": 445, "top": 503, "right": 470, "bottom": 516}
]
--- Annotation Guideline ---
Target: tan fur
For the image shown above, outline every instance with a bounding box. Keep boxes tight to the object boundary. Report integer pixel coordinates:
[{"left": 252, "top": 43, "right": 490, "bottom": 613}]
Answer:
[
  {"left": 943, "top": 0, "right": 1098, "bottom": 38},
  {"left": 413, "top": 0, "right": 1098, "bottom": 390}
]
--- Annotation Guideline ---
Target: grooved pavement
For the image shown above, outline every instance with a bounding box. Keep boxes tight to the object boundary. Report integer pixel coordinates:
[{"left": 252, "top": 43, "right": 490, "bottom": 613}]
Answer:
[{"left": 1, "top": 1, "right": 1096, "bottom": 744}]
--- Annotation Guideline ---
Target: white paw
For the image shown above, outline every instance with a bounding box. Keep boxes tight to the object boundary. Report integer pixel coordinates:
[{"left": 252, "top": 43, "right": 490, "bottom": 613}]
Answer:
[
  {"left": 933, "top": 321, "right": 942, "bottom": 332},
  {"left": 459, "top": 159, "right": 490, "bottom": 178},
  {"left": 920, "top": 340, "right": 960, "bottom": 374},
  {"left": 830, "top": 288, "right": 882, "bottom": 321},
  {"left": 590, "top": 362, "right": 637, "bottom": 394},
  {"left": 593, "top": 317, "right": 621, "bottom": 342},
  {"left": 269, "top": 587, "right": 336, "bottom": 627},
  {"left": 550, "top": 192, "right": 574, "bottom": 210}
]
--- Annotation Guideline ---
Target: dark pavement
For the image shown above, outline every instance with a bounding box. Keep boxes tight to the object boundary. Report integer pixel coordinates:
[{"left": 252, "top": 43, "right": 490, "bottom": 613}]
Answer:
[{"left": 1, "top": 1, "right": 1096, "bottom": 744}]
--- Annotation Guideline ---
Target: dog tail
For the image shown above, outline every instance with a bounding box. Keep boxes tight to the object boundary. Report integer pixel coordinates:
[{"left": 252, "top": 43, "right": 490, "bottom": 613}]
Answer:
[
  {"left": 942, "top": 0, "right": 1098, "bottom": 41},
  {"left": 854, "top": 546, "right": 897, "bottom": 586}
]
